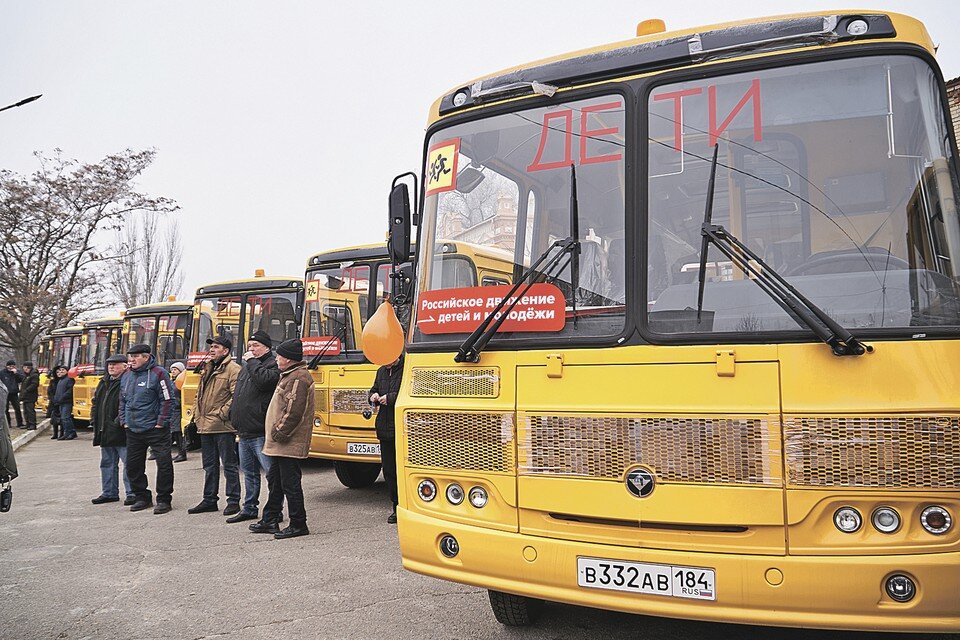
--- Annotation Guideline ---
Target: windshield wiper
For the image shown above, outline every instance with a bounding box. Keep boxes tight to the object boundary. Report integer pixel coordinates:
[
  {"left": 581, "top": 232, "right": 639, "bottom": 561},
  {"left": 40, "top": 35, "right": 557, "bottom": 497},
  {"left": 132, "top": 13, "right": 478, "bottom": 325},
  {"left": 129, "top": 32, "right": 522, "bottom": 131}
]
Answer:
[
  {"left": 456, "top": 164, "right": 581, "bottom": 363},
  {"left": 307, "top": 318, "right": 348, "bottom": 370},
  {"left": 696, "top": 145, "right": 869, "bottom": 357}
]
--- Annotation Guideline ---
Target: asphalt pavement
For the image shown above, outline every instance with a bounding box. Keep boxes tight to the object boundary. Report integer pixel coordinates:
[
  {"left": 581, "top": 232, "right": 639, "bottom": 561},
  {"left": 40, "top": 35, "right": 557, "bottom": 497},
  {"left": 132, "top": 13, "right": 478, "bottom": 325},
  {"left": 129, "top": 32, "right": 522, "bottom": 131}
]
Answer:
[{"left": 0, "top": 429, "right": 952, "bottom": 639}]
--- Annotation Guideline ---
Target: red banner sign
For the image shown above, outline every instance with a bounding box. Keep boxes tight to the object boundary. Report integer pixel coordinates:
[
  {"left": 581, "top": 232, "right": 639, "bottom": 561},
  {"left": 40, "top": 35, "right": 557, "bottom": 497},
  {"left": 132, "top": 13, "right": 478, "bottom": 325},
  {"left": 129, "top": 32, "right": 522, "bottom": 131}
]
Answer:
[
  {"left": 76, "top": 364, "right": 96, "bottom": 375},
  {"left": 417, "top": 284, "right": 566, "bottom": 335},
  {"left": 187, "top": 351, "right": 210, "bottom": 367},
  {"left": 302, "top": 336, "right": 342, "bottom": 357}
]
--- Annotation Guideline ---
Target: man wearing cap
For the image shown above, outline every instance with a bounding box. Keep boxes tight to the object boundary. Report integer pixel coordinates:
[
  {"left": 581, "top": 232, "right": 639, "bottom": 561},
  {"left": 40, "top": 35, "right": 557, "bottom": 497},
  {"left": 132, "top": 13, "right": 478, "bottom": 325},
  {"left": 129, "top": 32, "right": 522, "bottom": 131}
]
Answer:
[
  {"left": 120, "top": 344, "right": 175, "bottom": 514},
  {"left": 226, "top": 330, "right": 280, "bottom": 523},
  {"left": 91, "top": 354, "right": 134, "bottom": 505},
  {"left": 1, "top": 360, "right": 24, "bottom": 429},
  {"left": 19, "top": 362, "right": 40, "bottom": 431},
  {"left": 188, "top": 336, "right": 241, "bottom": 515},
  {"left": 250, "top": 338, "right": 314, "bottom": 539}
]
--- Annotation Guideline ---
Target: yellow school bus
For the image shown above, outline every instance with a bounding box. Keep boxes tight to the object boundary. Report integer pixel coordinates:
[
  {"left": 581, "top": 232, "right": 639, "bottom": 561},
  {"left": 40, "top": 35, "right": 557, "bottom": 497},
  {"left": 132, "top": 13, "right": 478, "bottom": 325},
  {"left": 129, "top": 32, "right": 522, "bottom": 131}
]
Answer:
[
  {"left": 34, "top": 334, "right": 54, "bottom": 414},
  {"left": 46, "top": 326, "right": 83, "bottom": 417},
  {"left": 377, "top": 11, "right": 960, "bottom": 632},
  {"left": 183, "top": 272, "right": 303, "bottom": 429},
  {"left": 304, "top": 242, "right": 511, "bottom": 488},
  {"left": 71, "top": 316, "right": 123, "bottom": 422},
  {"left": 120, "top": 300, "right": 194, "bottom": 368}
]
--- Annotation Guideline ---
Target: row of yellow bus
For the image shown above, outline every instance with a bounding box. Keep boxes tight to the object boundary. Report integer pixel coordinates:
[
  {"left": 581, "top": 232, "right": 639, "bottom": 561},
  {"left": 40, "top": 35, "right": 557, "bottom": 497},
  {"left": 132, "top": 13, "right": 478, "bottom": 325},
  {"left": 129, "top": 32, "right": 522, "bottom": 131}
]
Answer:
[{"left": 35, "top": 10, "right": 960, "bottom": 633}]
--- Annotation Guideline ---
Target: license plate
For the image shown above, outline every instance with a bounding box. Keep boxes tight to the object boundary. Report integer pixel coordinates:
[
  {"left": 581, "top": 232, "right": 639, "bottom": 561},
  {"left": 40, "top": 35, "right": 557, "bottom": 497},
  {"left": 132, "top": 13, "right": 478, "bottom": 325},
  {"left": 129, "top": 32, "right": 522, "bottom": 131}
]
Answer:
[
  {"left": 346, "top": 442, "right": 381, "bottom": 456},
  {"left": 577, "top": 557, "right": 716, "bottom": 601}
]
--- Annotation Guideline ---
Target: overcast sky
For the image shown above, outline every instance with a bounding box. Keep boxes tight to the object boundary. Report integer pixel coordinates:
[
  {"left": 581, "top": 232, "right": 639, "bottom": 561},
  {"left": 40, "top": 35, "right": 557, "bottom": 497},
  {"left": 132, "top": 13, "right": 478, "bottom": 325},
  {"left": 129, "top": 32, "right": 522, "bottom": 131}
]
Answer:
[{"left": 3, "top": 1, "right": 959, "bottom": 314}]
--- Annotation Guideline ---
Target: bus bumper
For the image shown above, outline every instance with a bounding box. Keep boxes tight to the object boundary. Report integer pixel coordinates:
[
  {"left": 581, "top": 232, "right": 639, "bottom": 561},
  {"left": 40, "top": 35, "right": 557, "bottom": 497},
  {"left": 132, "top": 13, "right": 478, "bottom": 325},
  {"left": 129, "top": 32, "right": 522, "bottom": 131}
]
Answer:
[{"left": 399, "top": 508, "right": 960, "bottom": 633}]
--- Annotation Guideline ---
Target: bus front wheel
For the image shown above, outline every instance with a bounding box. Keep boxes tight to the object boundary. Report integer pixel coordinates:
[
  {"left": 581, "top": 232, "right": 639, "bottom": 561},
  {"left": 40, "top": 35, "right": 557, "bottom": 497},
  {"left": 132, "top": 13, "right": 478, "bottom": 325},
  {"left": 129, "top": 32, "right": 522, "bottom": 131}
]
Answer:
[
  {"left": 333, "top": 461, "right": 381, "bottom": 488},
  {"left": 488, "top": 590, "right": 542, "bottom": 626}
]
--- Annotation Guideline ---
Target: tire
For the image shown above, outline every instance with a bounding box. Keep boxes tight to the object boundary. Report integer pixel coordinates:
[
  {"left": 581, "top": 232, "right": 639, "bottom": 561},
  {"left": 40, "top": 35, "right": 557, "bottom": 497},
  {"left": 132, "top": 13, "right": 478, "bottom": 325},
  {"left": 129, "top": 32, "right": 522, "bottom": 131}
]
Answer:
[
  {"left": 333, "top": 461, "right": 381, "bottom": 488},
  {"left": 487, "top": 590, "right": 542, "bottom": 626}
]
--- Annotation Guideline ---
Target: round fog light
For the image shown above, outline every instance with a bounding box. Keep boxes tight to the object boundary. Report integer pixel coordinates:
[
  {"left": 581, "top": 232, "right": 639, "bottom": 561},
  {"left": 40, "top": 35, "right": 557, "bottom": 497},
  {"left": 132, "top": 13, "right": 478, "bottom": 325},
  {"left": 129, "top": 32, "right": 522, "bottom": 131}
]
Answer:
[
  {"left": 871, "top": 507, "right": 901, "bottom": 533},
  {"left": 834, "top": 507, "right": 862, "bottom": 533},
  {"left": 313, "top": 417, "right": 322, "bottom": 428},
  {"left": 846, "top": 19, "right": 869, "bottom": 36},
  {"left": 446, "top": 483, "right": 464, "bottom": 505},
  {"left": 885, "top": 574, "right": 916, "bottom": 602},
  {"left": 417, "top": 479, "right": 437, "bottom": 502},
  {"left": 439, "top": 534, "right": 459, "bottom": 558},
  {"left": 920, "top": 506, "right": 952, "bottom": 535},
  {"left": 468, "top": 486, "right": 488, "bottom": 508}
]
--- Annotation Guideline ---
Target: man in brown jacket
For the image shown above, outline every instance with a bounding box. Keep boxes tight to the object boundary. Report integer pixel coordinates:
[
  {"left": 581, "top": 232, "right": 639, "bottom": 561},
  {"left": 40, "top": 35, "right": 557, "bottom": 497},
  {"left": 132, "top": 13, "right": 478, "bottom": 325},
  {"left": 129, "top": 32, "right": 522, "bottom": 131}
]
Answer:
[
  {"left": 249, "top": 338, "right": 314, "bottom": 540},
  {"left": 188, "top": 337, "right": 242, "bottom": 516}
]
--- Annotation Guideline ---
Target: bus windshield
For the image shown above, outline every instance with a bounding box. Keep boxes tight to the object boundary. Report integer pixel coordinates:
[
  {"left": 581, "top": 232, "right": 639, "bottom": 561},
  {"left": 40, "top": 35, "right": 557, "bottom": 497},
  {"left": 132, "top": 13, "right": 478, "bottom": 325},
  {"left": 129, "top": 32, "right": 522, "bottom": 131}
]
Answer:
[
  {"left": 54, "top": 336, "right": 77, "bottom": 368},
  {"left": 647, "top": 55, "right": 960, "bottom": 335},
  {"left": 85, "top": 327, "right": 118, "bottom": 373},
  {"left": 155, "top": 313, "right": 192, "bottom": 368},
  {"left": 195, "top": 291, "right": 299, "bottom": 359},
  {"left": 303, "top": 264, "right": 377, "bottom": 359},
  {"left": 417, "top": 94, "right": 627, "bottom": 344}
]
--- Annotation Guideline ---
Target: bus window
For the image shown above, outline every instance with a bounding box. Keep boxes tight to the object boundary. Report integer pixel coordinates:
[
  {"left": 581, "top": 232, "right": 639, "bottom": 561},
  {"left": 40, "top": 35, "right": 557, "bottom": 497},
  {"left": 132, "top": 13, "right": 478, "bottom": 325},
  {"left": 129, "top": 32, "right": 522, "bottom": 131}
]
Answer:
[
  {"left": 156, "top": 314, "right": 192, "bottom": 367},
  {"left": 86, "top": 328, "right": 114, "bottom": 373},
  {"left": 54, "top": 337, "right": 72, "bottom": 367},
  {"left": 246, "top": 292, "right": 299, "bottom": 347},
  {"left": 195, "top": 296, "right": 242, "bottom": 357},
  {"left": 304, "top": 265, "right": 367, "bottom": 359},
  {"left": 127, "top": 317, "right": 157, "bottom": 352}
]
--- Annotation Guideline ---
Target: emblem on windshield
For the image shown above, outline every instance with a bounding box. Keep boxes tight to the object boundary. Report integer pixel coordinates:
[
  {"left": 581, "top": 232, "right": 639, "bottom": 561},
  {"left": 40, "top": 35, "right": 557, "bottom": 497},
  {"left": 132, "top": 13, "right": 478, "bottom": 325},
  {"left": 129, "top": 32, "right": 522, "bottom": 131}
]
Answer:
[{"left": 625, "top": 467, "right": 656, "bottom": 498}]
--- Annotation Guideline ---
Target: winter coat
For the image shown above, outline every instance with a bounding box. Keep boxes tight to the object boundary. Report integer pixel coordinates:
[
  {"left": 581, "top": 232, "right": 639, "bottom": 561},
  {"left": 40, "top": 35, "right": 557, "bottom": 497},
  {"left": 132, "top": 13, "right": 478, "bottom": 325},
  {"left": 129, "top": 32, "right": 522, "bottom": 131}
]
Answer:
[
  {"left": 171, "top": 388, "right": 182, "bottom": 435},
  {"left": 0, "top": 387, "right": 16, "bottom": 481},
  {"left": 0, "top": 369, "right": 23, "bottom": 396},
  {"left": 194, "top": 356, "right": 240, "bottom": 434},
  {"left": 91, "top": 374, "right": 125, "bottom": 448},
  {"left": 20, "top": 370, "right": 40, "bottom": 403},
  {"left": 231, "top": 351, "right": 280, "bottom": 440},
  {"left": 119, "top": 355, "right": 173, "bottom": 434},
  {"left": 53, "top": 377, "right": 75, "bottom": 406},
  {"left": 262, "top": 362, "right": 314, "bottom": 459},
  {"left": 369, "top": 355, "right": 404, "bottom": 441}
]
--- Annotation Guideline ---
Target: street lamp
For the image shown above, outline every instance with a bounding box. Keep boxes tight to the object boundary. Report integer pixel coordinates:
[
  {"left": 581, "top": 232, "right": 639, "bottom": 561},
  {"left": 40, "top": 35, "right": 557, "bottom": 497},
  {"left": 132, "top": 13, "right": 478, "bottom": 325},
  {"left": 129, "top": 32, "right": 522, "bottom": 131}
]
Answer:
[{"left": 0, "top": 95, "right": 42, "bottom": 113}]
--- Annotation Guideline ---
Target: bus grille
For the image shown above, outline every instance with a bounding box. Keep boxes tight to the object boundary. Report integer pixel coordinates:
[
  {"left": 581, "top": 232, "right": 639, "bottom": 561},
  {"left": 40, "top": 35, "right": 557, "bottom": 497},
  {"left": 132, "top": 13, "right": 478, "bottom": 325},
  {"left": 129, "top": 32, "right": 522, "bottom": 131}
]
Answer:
[
  {"left": 331, "top": 389, "right": 372, "bottom": 414},
  {"left": 405, "top": 411, "right": 514, "bottom": 472},
  {"left": 784, "top": 415, "right": 960, "bottom": 488},
  {"left": 409, "top": 367, "right": 499, "bottom": 398},
  {"left": 519, "top": 414, "right": 779, "bottom": 485}
]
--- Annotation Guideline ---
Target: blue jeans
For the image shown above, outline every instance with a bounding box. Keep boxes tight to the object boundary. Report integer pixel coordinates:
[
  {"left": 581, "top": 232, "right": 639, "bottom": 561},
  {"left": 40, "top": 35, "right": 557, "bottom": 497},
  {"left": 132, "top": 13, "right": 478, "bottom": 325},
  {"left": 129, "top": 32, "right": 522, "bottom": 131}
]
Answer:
[
  {"left": 99, "top": 446, "right": 132, "bottom": 499},
  {"left": 200, "top": 433, "right": 241, "bottom": 505},
  {"left": 59, "top": 403, "right": 76, "bottom": 437},
  {"left": 238, "top": 436, "right": 271, "bottom": 515}
]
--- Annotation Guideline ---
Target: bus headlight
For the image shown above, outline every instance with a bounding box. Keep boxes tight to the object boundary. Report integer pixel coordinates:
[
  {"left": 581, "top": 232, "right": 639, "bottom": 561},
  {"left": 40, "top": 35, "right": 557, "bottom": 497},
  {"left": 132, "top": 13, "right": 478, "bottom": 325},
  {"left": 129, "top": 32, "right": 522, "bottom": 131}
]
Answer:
[
  {"left": 468, "top": 486, "right": 488, "bottom": 508},
  {"left": 920, "top": 506, "right": 952, "bottom": 535},
  {"left": 834, "top": 507, "right": 862, "bottom": 533},
  {"left": 445, "top": 483, "right": 464, "bottom": 505},
  {"left": 871, "top": 507, "right": 901, "bottom": 534},
  {"left": 313, "top": 417, "right": 322, "bottom": 428},
  {"left": 417, "top": 479, "right": 437, "bottom": 502}
]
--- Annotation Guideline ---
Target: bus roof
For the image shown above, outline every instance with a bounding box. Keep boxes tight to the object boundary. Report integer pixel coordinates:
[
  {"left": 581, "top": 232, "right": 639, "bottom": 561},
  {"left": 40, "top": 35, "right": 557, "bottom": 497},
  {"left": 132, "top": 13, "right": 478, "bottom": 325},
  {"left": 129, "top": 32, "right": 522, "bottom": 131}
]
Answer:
[
  {"left": 306, "top": 242, "right": 389, "bottom": 268},
  {"left": 428, "top": 10, "right": 932, "bottom": 124},
  {"left": 51, "top": 326, "right": 84, "bottom": 336},
  {"left": 125, "top": 301, "right": 195, "bottom": 316},
  {"left": 195, "top": 276, "right": 303, "bottom": 296},
  {"left": 83, "top": 316, "right": 124, "bottom": 328}
]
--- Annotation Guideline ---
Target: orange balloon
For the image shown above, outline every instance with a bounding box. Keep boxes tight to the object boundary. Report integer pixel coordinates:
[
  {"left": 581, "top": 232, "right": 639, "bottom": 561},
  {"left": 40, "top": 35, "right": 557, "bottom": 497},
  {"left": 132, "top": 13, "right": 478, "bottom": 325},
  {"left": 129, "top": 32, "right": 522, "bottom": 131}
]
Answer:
[
  {"left": 362, "top": 301, "right": 404, "bottom": 365},
  {"left": 67, "top": 366, "right": 80, "bottom": 379},
  {"left": 175, "top": 370, "right": 186, "bottom": 390}
]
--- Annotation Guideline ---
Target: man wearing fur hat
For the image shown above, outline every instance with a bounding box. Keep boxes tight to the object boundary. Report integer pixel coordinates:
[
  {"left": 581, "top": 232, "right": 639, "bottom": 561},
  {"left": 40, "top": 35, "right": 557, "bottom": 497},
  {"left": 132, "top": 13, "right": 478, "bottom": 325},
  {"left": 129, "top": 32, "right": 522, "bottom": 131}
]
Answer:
[{"left": 249, "top": 338, "right": 314, "bottom": 539}]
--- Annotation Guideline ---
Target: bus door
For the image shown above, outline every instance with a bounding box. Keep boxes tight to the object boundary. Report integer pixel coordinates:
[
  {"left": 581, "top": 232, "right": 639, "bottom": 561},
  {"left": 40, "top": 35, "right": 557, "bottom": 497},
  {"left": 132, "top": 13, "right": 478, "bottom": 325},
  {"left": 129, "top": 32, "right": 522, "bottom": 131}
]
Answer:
[{"left": 324, "top": 265, "right": 374, "bottom": 431}]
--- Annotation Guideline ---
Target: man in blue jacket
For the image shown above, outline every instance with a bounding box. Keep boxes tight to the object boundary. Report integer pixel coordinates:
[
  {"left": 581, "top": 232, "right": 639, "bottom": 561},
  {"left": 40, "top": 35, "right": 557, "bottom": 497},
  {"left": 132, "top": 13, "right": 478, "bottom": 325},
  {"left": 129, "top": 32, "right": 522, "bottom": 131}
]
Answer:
[{"left": 120, "top": 344, "right": 175, "bottom": 514}]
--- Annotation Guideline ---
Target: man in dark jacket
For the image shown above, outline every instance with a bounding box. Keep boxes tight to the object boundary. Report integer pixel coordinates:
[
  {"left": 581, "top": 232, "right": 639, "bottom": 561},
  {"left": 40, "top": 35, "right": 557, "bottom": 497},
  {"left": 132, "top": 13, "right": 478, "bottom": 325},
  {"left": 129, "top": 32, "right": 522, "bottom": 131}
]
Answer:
[
  {"left": 19, "top": 362, "right": 40, "bottom": 430},
  {"left": 369, "top": 353, "right": 404, "bottom": 523},
  {"left": 53, "top": 365, "right": 77, "bottom": 440},
  {"left": 91, "top": 354, "right": 134, "bottom": 505},
  {"left": 1, "top": 360, "right": 24, "bottom": 429},
  {"left": 120, "top": 344, "right": 175, "bottom": 514},
  {"left": 47, "top": 366, "right": 64, "bottom": 439},
  {"left": 227, "top": 330, "right": 280, "bottom": 523}
]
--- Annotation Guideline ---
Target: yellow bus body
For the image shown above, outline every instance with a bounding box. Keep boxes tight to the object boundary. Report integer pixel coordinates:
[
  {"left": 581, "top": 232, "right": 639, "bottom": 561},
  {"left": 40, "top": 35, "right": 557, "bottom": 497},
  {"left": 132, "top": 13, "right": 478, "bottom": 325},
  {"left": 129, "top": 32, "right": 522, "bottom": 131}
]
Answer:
[
  {"left": 34, "top": 335, "right": 53, "bottom": 414},
  {"left": 304, "top": 243, "right": 512, "bottom": 488},
  {"left": 395, "top": 10, "right": 960, "bottom": 632},
  {"left": 72, "top": 317, "right": 123, "bottom": 422}
]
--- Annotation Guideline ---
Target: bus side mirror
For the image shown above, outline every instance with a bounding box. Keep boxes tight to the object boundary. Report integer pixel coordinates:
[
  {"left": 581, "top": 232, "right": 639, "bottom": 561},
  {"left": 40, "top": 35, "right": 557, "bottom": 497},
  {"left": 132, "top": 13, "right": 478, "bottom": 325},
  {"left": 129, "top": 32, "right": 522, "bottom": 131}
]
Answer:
[{"left": 388, "top": 183, "right": 412, "bottom": 264}]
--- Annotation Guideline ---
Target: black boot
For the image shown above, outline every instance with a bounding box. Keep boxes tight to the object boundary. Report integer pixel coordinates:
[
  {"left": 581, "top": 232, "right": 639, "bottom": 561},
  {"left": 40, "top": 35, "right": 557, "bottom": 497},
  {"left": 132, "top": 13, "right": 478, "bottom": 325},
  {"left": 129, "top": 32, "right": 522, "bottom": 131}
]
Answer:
[{"left": 172, "top": 431, "right": 187, "bottom": 463}]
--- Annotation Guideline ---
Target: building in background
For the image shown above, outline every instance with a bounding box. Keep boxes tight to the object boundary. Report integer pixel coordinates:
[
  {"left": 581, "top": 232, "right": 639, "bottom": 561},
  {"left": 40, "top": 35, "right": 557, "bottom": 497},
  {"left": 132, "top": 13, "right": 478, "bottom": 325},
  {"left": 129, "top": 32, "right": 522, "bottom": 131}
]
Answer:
[{"left": 948, "top": 77, "right": 960, "bottom": 146}]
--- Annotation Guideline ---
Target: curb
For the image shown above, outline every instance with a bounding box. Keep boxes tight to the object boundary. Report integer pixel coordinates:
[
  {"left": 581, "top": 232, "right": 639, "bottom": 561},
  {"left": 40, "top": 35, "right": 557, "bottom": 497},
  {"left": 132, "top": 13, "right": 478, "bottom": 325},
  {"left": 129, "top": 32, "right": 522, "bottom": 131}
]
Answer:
[{"left": 12, "top": 419, "right": 51, "bottom": 451}]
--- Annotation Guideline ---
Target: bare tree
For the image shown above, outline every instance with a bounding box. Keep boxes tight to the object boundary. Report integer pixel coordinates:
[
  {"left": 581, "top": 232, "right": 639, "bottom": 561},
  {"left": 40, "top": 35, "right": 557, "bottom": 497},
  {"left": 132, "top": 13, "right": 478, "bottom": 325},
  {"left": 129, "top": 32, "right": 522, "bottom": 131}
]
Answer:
[
  {"left": 0, "top": 148, "right": 178, "bottom": 361},
  {"left": 107, "top": 213, "right": 184, "bottom": 308}
]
